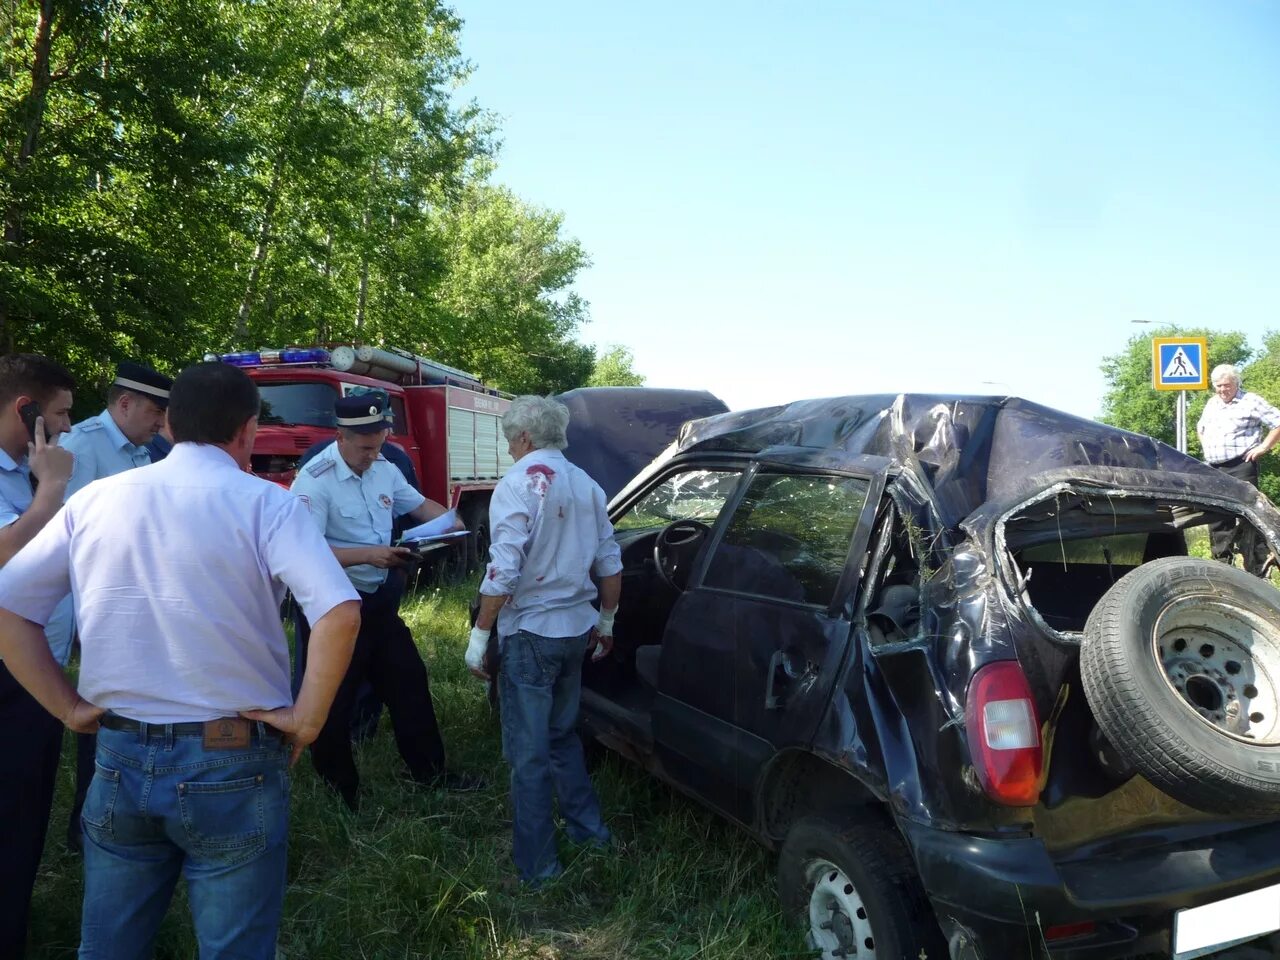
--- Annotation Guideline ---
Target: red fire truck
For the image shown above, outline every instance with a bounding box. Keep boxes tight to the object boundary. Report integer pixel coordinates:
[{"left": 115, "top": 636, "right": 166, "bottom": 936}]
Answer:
[{"left": 209, "top": 344, "right": 512, "bottom": 570}]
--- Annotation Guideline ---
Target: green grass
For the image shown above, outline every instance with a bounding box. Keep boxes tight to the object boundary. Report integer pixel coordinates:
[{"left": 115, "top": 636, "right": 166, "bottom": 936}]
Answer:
[
  {"left": 1185, "top": 526, "right": 1280, "bottom": 585},
  {"left": 28, "top": 585, "right": 800, "bottom": 959}
]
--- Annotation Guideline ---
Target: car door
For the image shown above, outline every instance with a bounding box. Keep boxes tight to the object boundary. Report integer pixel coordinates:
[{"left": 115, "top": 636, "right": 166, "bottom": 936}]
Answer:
[{"left": 650, "top": 451, "right": 890, "bottom": 825}]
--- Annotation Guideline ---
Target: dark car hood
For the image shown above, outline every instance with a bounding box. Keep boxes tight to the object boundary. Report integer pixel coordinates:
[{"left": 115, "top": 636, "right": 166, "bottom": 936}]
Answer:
[
  {"left": 670, "top": 393, "right": 1245, "bottom": 530},
  {"left": 556, "top": 387, "right": 729, "bottom": 500}
]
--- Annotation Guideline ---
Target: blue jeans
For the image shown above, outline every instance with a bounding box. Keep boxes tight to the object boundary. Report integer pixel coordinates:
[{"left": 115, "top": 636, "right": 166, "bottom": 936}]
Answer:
[
  {"left": 78, "top": 723, "right": 291, "bottom": 960},
  {"left": 500, "top": 630, "right": 610, "bottom": 883}
]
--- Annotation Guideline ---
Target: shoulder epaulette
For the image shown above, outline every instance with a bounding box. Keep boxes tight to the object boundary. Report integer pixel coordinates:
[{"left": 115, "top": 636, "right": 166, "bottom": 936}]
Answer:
[
  {"left": 305, "top": 457, "right": 336, "bottom": 478},
  {"left": 76, "top": 418, "right": 106, "bottom": 433}
]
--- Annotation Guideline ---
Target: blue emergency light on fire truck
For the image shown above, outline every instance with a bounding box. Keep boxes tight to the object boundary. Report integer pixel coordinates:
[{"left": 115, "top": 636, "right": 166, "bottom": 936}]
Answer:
[
  {"left": 204, "top": 344, "right": 501, "bottom": 394},
  {"left": 210, "top": 343, "right": 513, "bottom": 573}
]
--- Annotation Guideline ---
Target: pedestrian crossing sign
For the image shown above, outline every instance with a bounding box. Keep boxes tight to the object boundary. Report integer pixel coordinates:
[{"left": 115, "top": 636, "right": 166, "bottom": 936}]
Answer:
[{"left": 1152, "top": 337, "right": 1208, "bottom": 391}]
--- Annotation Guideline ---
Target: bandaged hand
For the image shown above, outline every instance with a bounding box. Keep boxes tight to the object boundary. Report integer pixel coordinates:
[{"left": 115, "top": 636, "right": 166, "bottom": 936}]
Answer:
[
  {"left": 466, "top": 625, "right": 490, "bottom": 679},
  {"left": 590, "top": 607, "right": 618, "bottom": 662}
]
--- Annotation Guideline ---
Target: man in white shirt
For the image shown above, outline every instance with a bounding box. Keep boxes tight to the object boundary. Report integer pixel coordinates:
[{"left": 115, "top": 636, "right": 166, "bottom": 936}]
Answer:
[
  {"left": 0, "top": 361, "right": 361, "bottom": 958},
  {"left": 465, "top": 395, "right": 622, "bottom": 885},
  {"left": 47, "top": 359, "right": 172, "bottom": 854},
  {"left": 1195, "top": 363, "right": 1280, "bottom": 575}
]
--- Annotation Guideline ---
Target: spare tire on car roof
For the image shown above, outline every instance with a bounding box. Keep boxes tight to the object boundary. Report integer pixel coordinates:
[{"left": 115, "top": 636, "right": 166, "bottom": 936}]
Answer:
[{"left": 1081, "top": 556, "right": 1280, "bottom": 817}]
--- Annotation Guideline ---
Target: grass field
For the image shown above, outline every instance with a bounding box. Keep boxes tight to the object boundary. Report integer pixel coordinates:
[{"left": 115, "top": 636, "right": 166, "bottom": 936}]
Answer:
[
  {"left": 28, "top": 584, "right": 802, "bottom": 960},
  {"left": 26, "top": 538, "right": 1277, "bottom": 958}
]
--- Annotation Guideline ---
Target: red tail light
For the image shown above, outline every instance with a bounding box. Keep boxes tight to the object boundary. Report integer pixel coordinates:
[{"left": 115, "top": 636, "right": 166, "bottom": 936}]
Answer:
[
  {"left": 1043, "top": 920, "right": 1096, "bottom": 942},
  {"left": 965, "top": 660, "right": 1043, "bottom": 806}
]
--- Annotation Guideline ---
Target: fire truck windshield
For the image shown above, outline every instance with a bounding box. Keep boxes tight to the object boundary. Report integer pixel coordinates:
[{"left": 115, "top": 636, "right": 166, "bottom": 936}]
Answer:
[{"left": 257, "top": 383, "right": 338, "bottom": 427}]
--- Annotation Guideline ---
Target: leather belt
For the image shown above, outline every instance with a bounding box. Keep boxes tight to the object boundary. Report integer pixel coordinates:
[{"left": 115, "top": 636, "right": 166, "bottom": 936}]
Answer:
[{"left": 99, "top": 714, "right": 282, "bottom": 746}]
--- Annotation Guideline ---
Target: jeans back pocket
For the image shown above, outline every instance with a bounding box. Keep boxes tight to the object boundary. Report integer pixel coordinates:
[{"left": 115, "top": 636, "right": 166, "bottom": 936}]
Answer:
[
  {"left": 509, "top": 631, "right": 557, "bottom": 685},
  {"left": 177, "top": 774, "right": 267, "bottom": 867},
  {"left": 81, "top": 762, "right": 122, "bottom": 843}
]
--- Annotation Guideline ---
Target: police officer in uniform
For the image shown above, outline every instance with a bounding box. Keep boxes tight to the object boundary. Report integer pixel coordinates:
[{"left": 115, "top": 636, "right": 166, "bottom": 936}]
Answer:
[
  {"left": 47, "top": 361, "right": 172, "bottom": 851},
  {"left": 292, "top": 393, "right": 480, "bottom": 807},
  {"left": 295, "top": 392, "right": 417, "bottom": 742}
]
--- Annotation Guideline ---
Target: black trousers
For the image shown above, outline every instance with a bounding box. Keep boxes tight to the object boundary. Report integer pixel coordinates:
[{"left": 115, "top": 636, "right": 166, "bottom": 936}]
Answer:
[
  {"left": 67, "top": 730, "right": 96, "bottom": 848},
  {"left": 1208, "top": 457, "right": 1269, "bottom": 575},
  {"left": 0, "top": 662, "right": 63, "bottom": 957},
  {"left": 303, "top": 581, "right": 446, "bottom": 804}
]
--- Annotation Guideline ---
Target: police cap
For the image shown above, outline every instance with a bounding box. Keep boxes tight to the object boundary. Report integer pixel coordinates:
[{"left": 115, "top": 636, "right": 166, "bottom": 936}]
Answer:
[
  {"left": 335, "top": 392, "right": 390, "bottom": 434},
  {"left": 114, "top": 361, "right": 173, "bottom": 410}
]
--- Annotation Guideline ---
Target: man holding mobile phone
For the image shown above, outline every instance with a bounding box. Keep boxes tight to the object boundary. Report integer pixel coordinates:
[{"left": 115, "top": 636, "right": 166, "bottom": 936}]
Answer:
[{"left": 0, "top": 352, "right": 76, "bottom": 957}]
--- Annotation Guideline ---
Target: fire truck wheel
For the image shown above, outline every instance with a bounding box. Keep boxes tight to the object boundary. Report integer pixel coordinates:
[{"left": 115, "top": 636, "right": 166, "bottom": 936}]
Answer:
[
  {"left": 433, "top": 539, "right": 468, "bottom": 585},
  {"left": 464, "top": 503, "right": 491, "bottom": 572}
]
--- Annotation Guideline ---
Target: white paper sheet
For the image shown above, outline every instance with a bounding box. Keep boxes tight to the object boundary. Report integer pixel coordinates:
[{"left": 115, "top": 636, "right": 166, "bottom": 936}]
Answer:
[{"left": 399, "top": 509, "right": 462, "bottom": 543}]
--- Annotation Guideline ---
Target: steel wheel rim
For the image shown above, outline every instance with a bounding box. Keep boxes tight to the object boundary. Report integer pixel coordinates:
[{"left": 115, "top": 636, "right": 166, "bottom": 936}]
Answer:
[
  {"left": 1153, "top": 595, "right": 1280, "bottom": 744},
  {"left": 804, "top": 859, "right": 877, "bottom": 959}
]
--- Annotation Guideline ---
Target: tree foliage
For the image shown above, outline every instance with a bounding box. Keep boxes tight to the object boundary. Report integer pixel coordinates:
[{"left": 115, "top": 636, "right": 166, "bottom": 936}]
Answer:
[
  {"left": 1, "top": 1, "right": 608, "bottom": 406},
  {"left": 588, "top": 344, "right": 645, "bottom": 387},
  {"left": 1099, "top": 327, "right": 1280, "bottom": 501}
]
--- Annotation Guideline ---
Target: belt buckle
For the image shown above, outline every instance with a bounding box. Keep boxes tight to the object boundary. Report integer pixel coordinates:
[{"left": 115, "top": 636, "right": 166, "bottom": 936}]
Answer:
[{"left": 202, "top": 717, "right": 251, "bottom": 750}]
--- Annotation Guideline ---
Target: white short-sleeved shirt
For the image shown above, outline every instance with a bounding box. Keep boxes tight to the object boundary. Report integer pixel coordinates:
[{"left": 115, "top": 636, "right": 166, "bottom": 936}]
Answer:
[
  {"left": 290, "top": 442, "right": 425, "bottom": 593},
  {"left": 0, "top": 442, "right": 358, "bottom": 723},
  {"left": 44, "top": 409, "right": 153, "bottom": 665},
  {"left": 480, "top": 448, "right": 623, "bottom": 640}
]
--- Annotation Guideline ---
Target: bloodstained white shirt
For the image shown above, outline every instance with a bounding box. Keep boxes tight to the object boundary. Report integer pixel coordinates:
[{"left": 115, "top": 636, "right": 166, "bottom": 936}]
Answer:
[{"left": 480, "top": 448, "right": 622, "bottom": 641}]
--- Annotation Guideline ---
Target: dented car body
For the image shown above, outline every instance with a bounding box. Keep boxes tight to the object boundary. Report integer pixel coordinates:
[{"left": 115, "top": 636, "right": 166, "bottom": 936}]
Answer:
[{"left": 572, "top": 393, "right": 1280, "bottom": 959}]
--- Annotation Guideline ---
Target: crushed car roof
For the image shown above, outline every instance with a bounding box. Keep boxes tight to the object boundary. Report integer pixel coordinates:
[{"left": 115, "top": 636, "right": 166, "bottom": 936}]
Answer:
[
  {"left": 558, "top": 387, "right": 729, "bottom": 500},
  {"left": 674, "top": 394, "right": 1261, "bottom": 529}
]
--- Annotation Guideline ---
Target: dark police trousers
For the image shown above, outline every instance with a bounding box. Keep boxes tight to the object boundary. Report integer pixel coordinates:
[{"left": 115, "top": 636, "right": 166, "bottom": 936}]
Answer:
[
  {"left": 0, "top": 661, "right": 63, "bottom": 956},
  {"left": 300, "top": 580, "right": 446, "bottom": 804},
  {"left": 1208, "top": 456, "right": 1269, "bottom": 575}
]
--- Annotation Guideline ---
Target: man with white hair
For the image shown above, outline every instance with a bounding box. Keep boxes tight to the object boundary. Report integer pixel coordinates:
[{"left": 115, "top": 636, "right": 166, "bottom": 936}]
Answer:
[
  {"left": 466, "top": 395, "right": 622, "bottom": 885},
  {"left": 1196, "top": 363, "right": 1280, "bottom": 575}
]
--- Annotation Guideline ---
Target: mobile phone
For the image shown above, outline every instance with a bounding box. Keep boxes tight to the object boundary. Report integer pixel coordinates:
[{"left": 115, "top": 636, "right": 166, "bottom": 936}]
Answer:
[{"left": 19, "top": 401, "right": 50, "bottom": 443}]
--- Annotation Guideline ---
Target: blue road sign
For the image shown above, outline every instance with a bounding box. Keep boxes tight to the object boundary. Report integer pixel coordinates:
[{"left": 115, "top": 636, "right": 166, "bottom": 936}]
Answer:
[{"left": 1152, "top": 337, "right": 1208, "bottom": 391}]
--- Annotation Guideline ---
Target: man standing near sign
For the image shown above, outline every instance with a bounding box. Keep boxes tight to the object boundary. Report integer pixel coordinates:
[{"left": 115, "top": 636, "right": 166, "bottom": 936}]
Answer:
[{"left": 1196, "top": 363, "right": 1280, "bottom": 576}]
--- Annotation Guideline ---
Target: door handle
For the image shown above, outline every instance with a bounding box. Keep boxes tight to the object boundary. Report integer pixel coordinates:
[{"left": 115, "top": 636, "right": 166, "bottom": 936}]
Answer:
[{"left": 764, "top": 650, "right": 787, "bottom": 710}]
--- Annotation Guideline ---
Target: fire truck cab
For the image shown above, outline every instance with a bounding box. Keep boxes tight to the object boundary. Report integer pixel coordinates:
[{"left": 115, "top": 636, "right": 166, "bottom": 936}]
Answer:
[{"left": 210, "top": 345, "right": 512, "bottom": 570}]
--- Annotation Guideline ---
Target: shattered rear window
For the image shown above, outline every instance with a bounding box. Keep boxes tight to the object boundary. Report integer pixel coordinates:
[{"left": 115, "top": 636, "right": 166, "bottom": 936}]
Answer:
[
  {"left": 1001, "top": 490, "right": 1268, "bottom": 635},
  {"left": 1018, "top": 533, "right": 1149, "bottom": 567}
]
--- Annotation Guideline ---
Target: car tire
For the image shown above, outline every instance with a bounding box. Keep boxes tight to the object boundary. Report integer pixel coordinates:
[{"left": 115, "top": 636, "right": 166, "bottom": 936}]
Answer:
[
  {"left": 777, "top": 815, "right": 947, "bottom": 960},
  {"left": 1081, "top": 556, "right": 1280, "bottom": 816}
]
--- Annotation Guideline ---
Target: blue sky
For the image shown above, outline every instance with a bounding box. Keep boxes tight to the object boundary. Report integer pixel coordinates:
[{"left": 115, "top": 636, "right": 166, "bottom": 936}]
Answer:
[{"left": 452, "top": 1, "right": 1280, "bottom": 419}]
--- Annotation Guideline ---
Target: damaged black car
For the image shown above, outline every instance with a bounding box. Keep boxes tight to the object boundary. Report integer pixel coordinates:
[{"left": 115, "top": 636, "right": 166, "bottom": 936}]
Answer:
[{"left": 568, "top": 392, "right": 1280, "bottom": 960}]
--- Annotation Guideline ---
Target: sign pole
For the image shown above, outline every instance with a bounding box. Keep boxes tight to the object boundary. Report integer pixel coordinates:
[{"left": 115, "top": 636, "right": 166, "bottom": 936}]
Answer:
[
  {"left": 1177, "top": 390, "right": 1187, "bottom": 454},
  {"left": 1152, "top": 337, "right": 1207, "bottom": 454}
]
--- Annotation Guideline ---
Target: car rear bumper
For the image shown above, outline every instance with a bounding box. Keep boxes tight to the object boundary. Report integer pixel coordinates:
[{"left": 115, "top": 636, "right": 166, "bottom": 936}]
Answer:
[{"left": 899, "top": 817, "right": 1280, "bottom": 959}]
